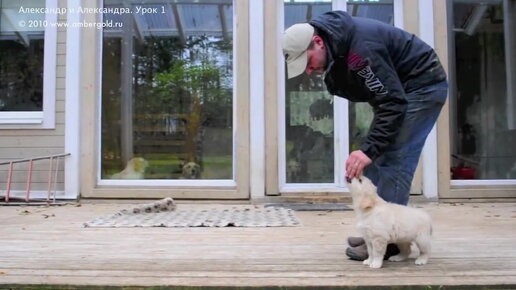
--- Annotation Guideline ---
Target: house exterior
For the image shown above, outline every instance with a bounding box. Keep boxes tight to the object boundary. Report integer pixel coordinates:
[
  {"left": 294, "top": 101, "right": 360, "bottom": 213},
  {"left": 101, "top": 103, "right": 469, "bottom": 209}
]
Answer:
[{"left": 1, "top": 0, "right": 515, "bottom": 201}]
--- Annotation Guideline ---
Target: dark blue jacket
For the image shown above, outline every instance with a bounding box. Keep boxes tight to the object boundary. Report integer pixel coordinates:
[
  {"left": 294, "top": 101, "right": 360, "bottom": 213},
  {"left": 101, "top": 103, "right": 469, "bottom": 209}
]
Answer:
[{"left": 309, "top": 11, "right": 446, "bottom": 160}]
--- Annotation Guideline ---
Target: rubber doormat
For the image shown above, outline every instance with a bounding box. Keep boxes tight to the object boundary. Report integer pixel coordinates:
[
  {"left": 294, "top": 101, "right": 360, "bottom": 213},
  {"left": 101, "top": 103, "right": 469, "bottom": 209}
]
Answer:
[{"left": 84, "top": 205, "right": 301, "bottom": 228}]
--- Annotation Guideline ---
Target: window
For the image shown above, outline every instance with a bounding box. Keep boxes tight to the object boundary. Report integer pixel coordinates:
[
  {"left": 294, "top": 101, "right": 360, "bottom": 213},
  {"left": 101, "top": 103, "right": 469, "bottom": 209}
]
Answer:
[
  {"left": 101, "top": 0, "right": 234, "bottom": 181},
  {"left": 0, "top": 0, "right": 57, "bottom": 128}
]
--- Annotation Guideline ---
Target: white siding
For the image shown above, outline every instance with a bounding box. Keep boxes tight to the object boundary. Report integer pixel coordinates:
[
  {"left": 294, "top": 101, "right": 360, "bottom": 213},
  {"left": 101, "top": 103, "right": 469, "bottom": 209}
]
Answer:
[{"left": 0, "top": 5, "right": 67, "bottom": 198}]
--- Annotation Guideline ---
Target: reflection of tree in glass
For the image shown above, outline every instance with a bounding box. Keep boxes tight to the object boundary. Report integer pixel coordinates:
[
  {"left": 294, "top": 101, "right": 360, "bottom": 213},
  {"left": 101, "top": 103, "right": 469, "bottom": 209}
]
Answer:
[
  {"left": 128, "top": 35, "right": 233, "bottom": 177},
  {"left": 135, "top": 35, "right": 232, "bottom": 125},
  {"left": 286, "top": 74, "right": 334, "bottom": 183},
  {"left": 0, "top": 39, "right": 44, "bottom": 111}
]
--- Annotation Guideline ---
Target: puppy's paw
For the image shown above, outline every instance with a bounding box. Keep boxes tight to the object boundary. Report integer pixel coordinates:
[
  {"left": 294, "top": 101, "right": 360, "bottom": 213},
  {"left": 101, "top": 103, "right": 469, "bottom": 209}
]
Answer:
[
  {"left": 415, "top": 257, "right": 428, "bottom": 265},
  {"left": 388, "top": 254, "right": 407, "bottom": 262},
  {"left": 362, "top": 258, "right": 371, "bottom": 265},
  {"left": 369, "top": 260, "right": 383, "bottom": 269}
]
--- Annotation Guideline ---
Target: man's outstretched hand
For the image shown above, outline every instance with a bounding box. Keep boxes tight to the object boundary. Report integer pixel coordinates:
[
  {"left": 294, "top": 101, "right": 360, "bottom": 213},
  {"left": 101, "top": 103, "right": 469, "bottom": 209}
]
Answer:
[{"left": 345, "top": 150, "right": 372, "bottom": 180}]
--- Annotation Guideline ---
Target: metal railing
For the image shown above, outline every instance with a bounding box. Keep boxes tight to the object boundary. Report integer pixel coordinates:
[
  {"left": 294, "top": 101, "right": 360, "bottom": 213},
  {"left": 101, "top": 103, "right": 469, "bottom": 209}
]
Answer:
[{"left": 0, "top": 153, "right": 71, "bottom": 203}]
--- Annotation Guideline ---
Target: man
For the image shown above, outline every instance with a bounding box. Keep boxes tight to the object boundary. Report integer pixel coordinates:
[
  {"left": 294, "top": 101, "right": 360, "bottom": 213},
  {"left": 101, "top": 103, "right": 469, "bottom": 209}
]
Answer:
[{"left": 282, "top": 10, "right": 447, "bottom": 261}]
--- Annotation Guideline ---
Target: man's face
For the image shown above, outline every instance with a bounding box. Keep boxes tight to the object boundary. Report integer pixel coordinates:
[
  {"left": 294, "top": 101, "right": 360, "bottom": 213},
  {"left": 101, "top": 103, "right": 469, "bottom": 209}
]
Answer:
[{"left": 305, "top": 35, "right": 327, "bottom": 76}]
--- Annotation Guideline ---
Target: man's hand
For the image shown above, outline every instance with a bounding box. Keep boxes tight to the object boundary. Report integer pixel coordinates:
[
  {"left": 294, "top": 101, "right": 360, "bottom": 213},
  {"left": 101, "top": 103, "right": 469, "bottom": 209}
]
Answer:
[{"left": 345, "top": 150, "right": 372, "bottom": 180}]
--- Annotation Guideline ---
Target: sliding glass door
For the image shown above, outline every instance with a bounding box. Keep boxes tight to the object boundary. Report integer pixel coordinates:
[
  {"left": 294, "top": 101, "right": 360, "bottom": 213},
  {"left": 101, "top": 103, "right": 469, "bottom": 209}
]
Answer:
[{"left": 80, "top": 0, "right": 250, "bottom": 198}]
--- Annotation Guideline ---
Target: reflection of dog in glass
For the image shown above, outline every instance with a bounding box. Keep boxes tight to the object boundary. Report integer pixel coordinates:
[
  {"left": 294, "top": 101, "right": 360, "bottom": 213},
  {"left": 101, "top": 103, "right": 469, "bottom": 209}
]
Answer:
[
  {"left": 287, "top": 159, "right": 301, "bottom": 182},
  {"left": 182, "top": 161, "right": 201, "bottom": 179},
  {"left": 110, "top": 157, "right": 149, "bottom": 179}
]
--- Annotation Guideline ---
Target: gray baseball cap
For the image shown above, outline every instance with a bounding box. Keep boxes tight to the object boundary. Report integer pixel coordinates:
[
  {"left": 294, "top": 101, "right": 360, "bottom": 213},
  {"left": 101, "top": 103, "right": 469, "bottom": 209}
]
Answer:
[{"left": 282, "top": 23, "right": 314, "bottom": 79}]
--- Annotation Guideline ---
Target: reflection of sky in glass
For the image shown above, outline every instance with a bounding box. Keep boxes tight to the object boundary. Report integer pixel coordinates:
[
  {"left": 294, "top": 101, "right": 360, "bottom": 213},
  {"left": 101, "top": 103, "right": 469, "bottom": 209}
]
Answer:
[
  {"left": 347, "top": 4, "right": 393, "bottom": 24},
  {"left": 286, "top": 0, "right": 331, "bottom": 2},
  {"left": 103, "top": 1, "right": 234, "bottom": 88},
  {"left": 284, "top": 0, "right": 393, "bottom": 27},
  {"left": 0, "top": 0, "right": 46, "bottom": 33},
  {"left": 284, "top": 2, "right": 332, "bottom": 27},
  {"left": 283, "top": 0, "right": 393, "bottom": 2},
  {"left": 180, "top": 5, "right": 220, "bottom": 32},
  {"left": 103, "top": 0, "right": 232, "bottom": 37}
]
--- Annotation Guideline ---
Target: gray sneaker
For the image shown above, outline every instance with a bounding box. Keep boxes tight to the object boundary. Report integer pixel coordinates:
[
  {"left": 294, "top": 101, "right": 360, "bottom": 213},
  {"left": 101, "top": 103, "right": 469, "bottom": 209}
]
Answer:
[
  {"left": 346, "top": 244, "right": 368, "bottom": 261},
  {"left": 347, "top": 236, "right": 365, "bottom": 247},
  {"left": 346, "top": 243, "right": 400, "bottom": 261}
]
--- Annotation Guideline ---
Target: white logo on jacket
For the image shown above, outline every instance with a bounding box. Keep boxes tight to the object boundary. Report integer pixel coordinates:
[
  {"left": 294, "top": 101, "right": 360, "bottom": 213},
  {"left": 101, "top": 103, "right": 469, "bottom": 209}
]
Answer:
[
  {"left": 348, "top": 52, "right": 388, "bottom": 96},
  {"left": 356, "top": 66, "right": 388, "bottom": 96}
]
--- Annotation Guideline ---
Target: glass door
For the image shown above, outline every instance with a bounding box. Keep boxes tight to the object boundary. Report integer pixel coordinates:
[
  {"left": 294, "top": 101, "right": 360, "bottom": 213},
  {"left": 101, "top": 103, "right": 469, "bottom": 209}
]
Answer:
[
  {"left": 81, "top": 0, "right": 250, "bottom": 198},
  {"left": 101, "top": 0, "right": 234, "bottom": 181},
  {"left": 445, "top": 0, "right": 516, "bottom": 197}
]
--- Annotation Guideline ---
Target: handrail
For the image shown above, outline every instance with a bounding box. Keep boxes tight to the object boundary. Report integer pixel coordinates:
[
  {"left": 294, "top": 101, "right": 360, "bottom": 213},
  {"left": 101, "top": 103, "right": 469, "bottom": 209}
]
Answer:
[
  {"left": 0, "top": 153, "right": 70, "bottom": 165},
  {"left": 1, "top": 153, "right": 71, "bottom": 203}
]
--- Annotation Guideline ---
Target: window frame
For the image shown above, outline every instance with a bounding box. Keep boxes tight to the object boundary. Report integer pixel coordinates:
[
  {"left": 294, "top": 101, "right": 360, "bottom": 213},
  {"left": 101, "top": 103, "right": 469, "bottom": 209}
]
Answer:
[{"left": 437, "top": 0, "right": 516, "bottom": 199}]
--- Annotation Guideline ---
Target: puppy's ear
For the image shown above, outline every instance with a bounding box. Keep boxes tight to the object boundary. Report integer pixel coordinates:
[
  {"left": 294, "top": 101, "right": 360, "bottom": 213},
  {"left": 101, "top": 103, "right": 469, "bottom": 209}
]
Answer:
[{"left": 359, "top": 196, "right": 376, "bottom": 211}]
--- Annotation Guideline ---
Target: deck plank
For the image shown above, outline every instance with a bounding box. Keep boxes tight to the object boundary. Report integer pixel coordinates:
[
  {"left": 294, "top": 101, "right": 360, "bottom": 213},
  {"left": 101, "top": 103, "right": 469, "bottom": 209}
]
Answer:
[{"left": 0, "top": 202, "right": 516, "bottom": 287}]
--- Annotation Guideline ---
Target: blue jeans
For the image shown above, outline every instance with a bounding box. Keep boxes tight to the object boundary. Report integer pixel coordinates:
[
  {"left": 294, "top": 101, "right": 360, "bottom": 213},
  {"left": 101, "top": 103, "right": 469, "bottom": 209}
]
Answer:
[{"left": 363, "top": 81, "right": 448, "bottom": 205}]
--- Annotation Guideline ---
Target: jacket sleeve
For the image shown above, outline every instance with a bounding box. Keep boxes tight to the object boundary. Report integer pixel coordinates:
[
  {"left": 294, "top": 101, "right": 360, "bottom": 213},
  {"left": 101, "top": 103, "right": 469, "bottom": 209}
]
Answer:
[{"left": 353, "top": 46, "right": 408, "bottom": 161}]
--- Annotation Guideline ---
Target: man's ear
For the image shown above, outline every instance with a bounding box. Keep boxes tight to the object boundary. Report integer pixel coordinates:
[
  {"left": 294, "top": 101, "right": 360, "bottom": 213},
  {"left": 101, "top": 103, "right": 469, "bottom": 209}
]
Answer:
[{"left": 312, "top": 35, "right": 324, "bottom": 48}]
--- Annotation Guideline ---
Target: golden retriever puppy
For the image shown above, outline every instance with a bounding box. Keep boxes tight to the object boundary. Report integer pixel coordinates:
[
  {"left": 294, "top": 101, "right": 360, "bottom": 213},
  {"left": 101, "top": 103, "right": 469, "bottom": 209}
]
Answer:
[
  {"left": 111, "top": 157, "right": 149, "bottom": 179},
  {"left": 182, "top": 161, "right": 201, "bottom": 179},
  {"left": 347, "top": 176, "right": 432, "bottom": 269}
]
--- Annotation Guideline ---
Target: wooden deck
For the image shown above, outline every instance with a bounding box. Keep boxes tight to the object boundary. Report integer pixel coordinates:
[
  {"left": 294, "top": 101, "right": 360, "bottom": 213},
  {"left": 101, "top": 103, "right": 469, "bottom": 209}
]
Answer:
[{"left": 1, "top": 201, "right": 516, "bottom": 289}]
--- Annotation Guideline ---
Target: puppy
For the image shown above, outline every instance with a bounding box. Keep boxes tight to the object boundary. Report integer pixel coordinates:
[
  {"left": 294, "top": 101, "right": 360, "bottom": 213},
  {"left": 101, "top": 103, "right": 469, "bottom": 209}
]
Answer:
[
  {"left": 347, "top": 176, "right": 432, "bottom": 268},
  {"left": 111, "top": 157, "right": 149, "bottom": 179},
  {"left": 287, "top": 159, "right": 301, "bottom": 182},
  {"left": 182, "top": 161, "right": 201, "bottom": 179}
]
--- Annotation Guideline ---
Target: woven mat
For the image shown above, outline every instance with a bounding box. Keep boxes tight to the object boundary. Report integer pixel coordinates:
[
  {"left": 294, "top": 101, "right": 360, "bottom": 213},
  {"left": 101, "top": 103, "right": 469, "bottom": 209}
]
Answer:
[
  {"left": 84, "top": 205, "right": 301, "bottom": 228},
  {"left": 265, "top": 203, "right": 352, "bottom": 211}
]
